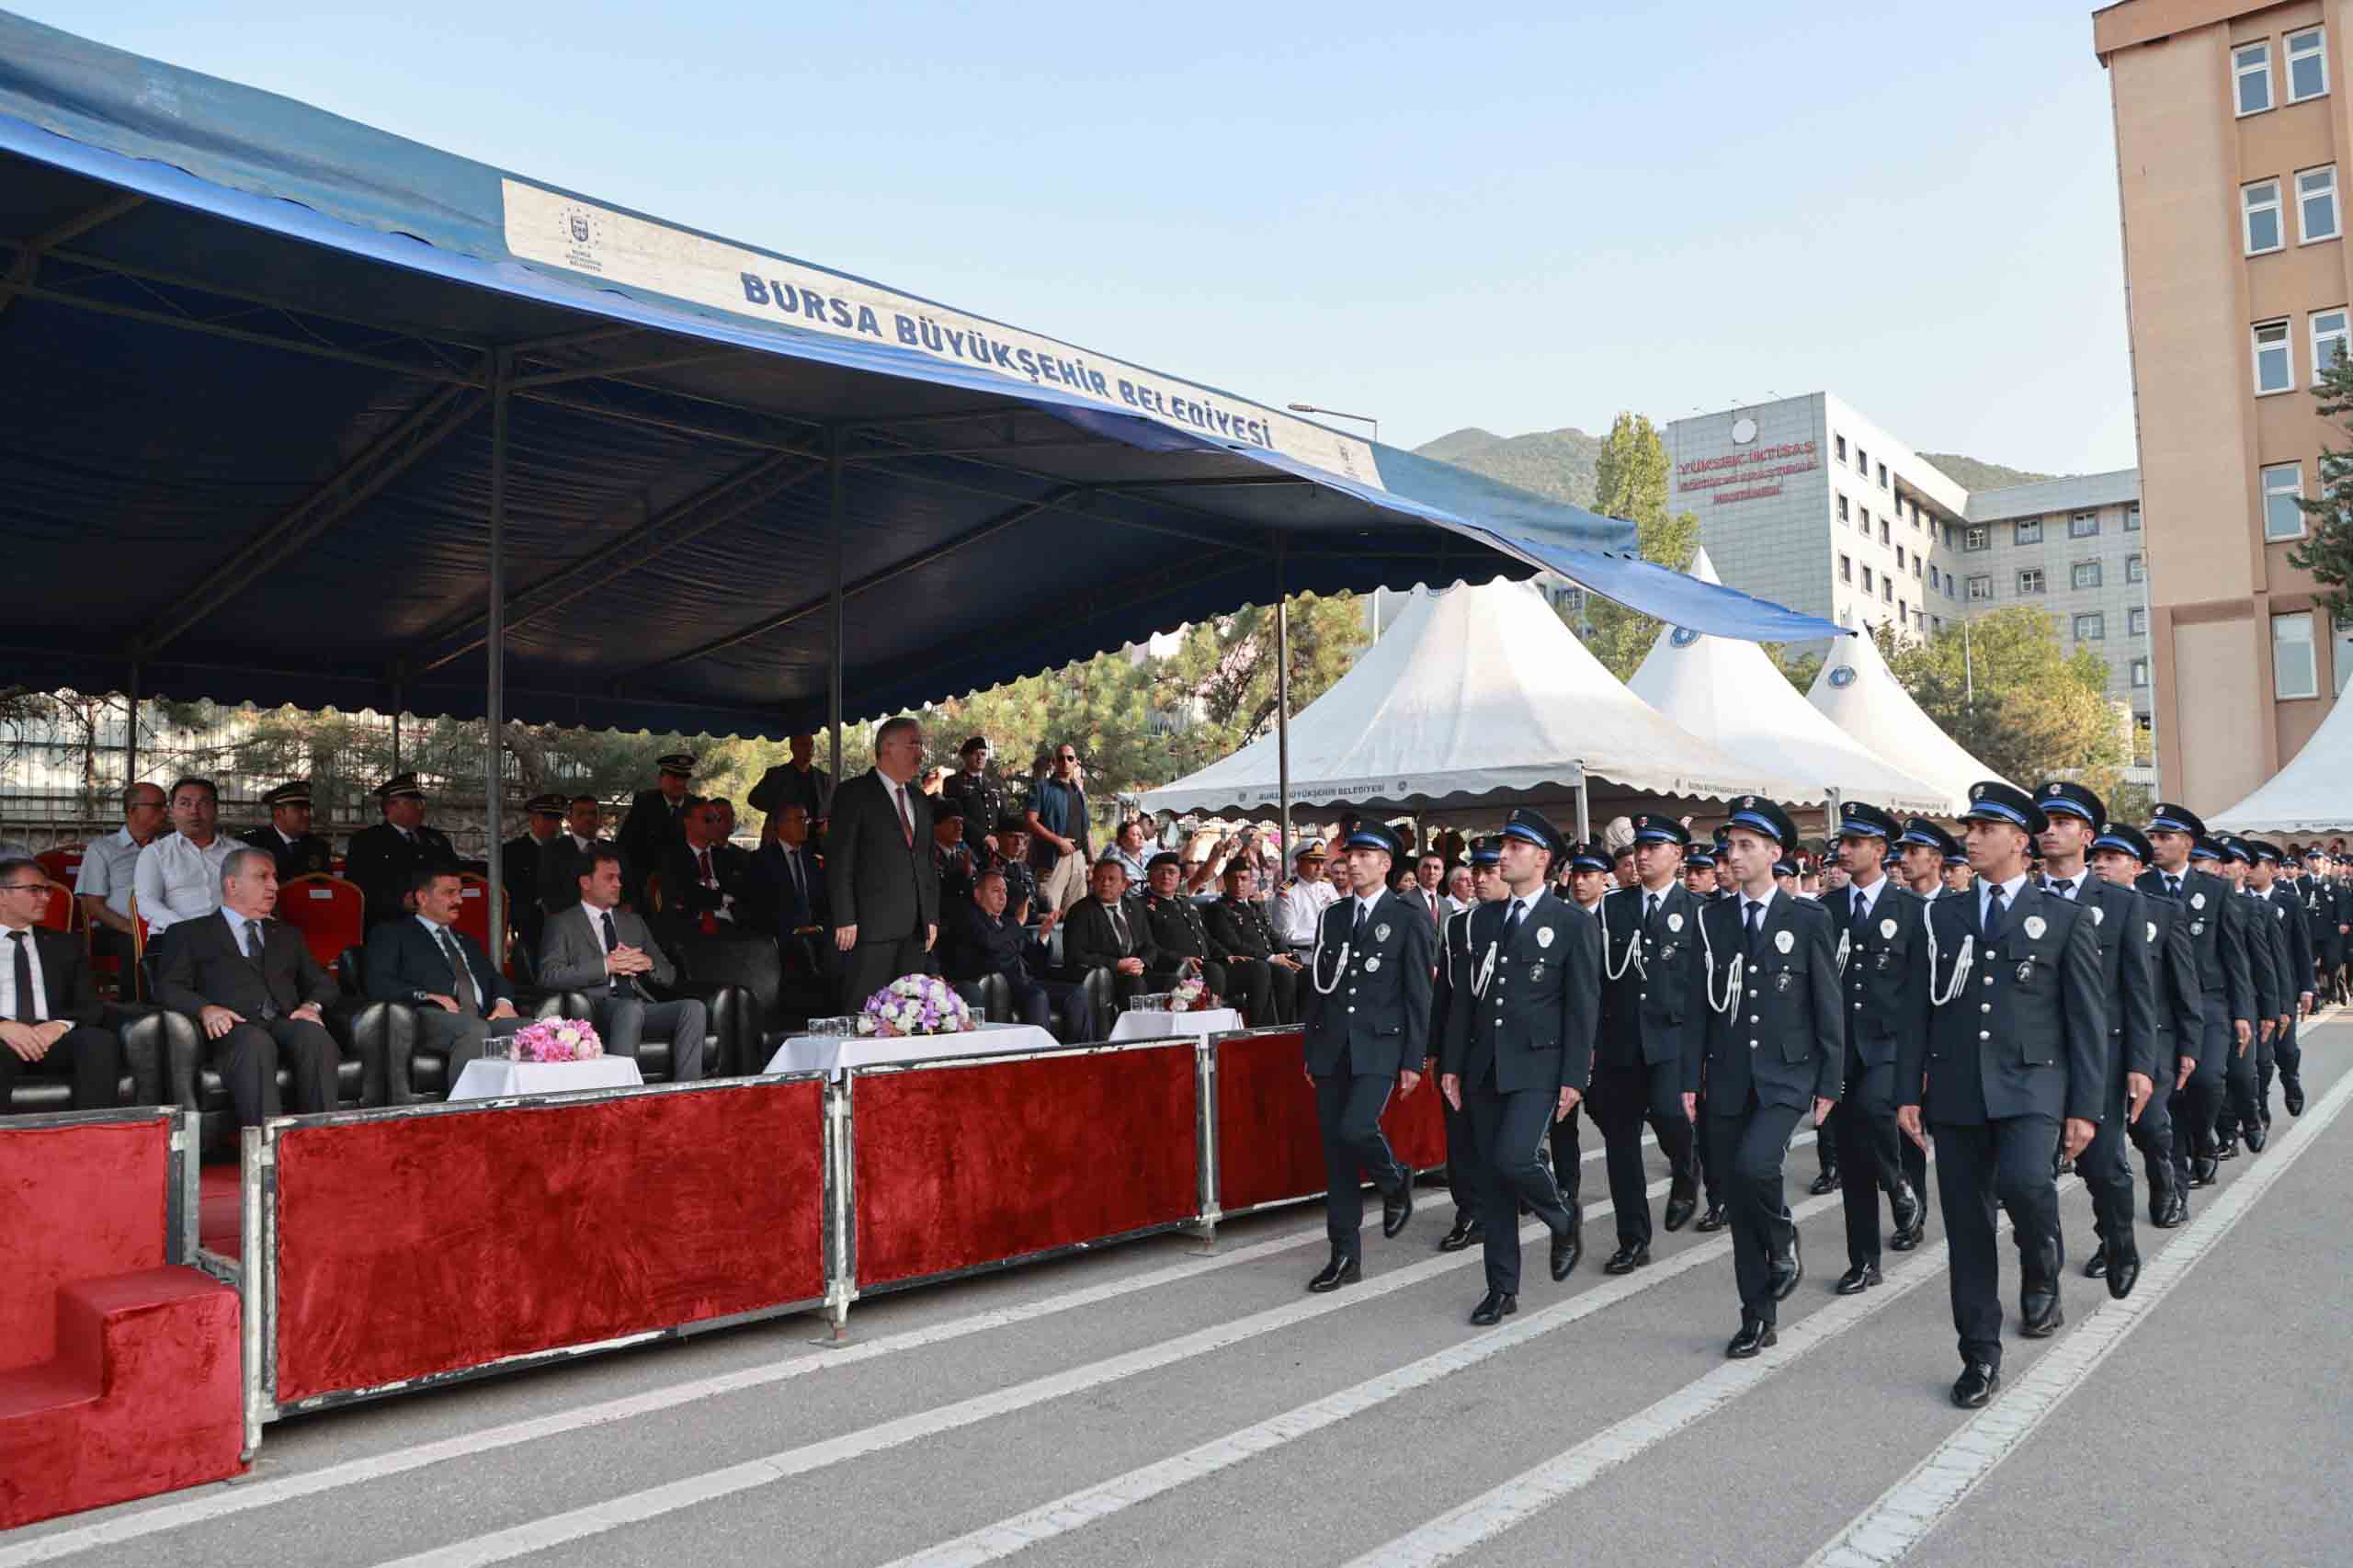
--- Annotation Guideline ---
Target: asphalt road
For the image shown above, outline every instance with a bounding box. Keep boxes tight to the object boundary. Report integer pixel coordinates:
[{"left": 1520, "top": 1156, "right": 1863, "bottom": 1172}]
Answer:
[{"left": 11, "top": 1013, "right": 2350, "bottom": 1568}]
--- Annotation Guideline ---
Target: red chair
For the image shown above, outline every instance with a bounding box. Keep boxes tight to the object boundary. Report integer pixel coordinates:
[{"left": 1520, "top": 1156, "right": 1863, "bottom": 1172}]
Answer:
[
  {"left": 451, "top": 872, "right": 507, "bottom": 970},
  {"left": 32, "top": 879, "right": 74, "bottom": 933},
  {"left": 275, "top": 874, "right": 366, "bottom": 973},
  {"left": 34, "top": 845, "right": 83, "bottom": 886}
]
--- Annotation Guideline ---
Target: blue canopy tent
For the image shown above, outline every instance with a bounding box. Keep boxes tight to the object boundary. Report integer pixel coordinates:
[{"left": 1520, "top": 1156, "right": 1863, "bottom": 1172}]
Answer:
[{"left": 0, "top": 12, "right": 1842, "bottom": 930}]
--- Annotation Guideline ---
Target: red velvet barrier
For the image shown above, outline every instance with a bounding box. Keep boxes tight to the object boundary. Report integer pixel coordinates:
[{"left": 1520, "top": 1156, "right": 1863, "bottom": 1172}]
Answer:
[
  {"left": 1214, "top": 1029, "right": 1448, "bottom": 1214},
  {"left": 273, "top": 1078, "right": 824, "bottom": 1404},
  {"left": 199, "top": 1165, "right": 242, "bottom": 1260},
  {"left": 854, "top": 1042, "right": 1198, "bottom": 1290},
  {"left": 0, "top": 1116, "right": 170, "bottom": 1374}
]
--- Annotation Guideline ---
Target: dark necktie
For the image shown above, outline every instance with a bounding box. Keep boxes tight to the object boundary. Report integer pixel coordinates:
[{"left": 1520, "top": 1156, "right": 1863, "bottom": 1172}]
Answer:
[
  {"left": 895, "top": 784, "right": 915, "bottom": 847},
  {"left": 788, "top": 848, "right": 805, "bottom": 906},
  {"left": 245, "top": 919, "right": 279, "bottom": 1018},
  {"left": 8, "top": 931, "right": 34, "bottom": 1022},
  {"left": 1353, "top": 901, "right": 1370, "bottom": 945},
  {"left": 438, "top": 926, "right": 482, "bottom": 1017},
  {"left": 1110, "top": 901, "right": 1131, "bottom": 952},
  {"left": 1502, "top": 899, "right": 1522, "bottom": 944},
  {"left": 2165, "top": 874, "right": 2182, "bottom": 900},
  {"left": 2048, "top": 878, "right": 2074, "bottom": 900},
  {"left": 601, "top": 909, "right": 635, "bottom": 997},
  {"left": 1745, "top": 899, "right": 1765, "bottom": 956},
  {"left": 698, "top": 847, "right": 716, "bottom": 888},
  {"left": 1851, "top": 892, "right": 1871, "bottom": 931},
  {"left": 1645, "top": 892, "right": 1662, "bottom": 929},
  {"left": 1984, "top": 884, "right": 2009, "bottom": 942}
]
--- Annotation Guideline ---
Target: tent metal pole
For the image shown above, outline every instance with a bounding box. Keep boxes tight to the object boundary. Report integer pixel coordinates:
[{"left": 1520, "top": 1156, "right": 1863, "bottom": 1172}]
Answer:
[
  {"left": 123, "top": 663, "right": 141, "bottom": 792},
  {"left": 483, "top": 348, "right": 512, "bottom": 949},
  {"left": 1824, "top": 788, "right": 1842, "bottom": 850},
  {"left": 390, "top": 676, "right": 405, "bottom": 777},
  {"left": 1574, "top": 763, "right": 1591, "bottom": 845},
  {"left": 827, "top": 427, "right": 845, "bottom": 787},
  {"left": 1275, "top": 540, "right": 1290, "bottom": 873}
]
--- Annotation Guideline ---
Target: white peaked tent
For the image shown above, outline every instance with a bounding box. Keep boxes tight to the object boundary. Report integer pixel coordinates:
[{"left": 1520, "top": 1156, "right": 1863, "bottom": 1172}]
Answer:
[
  {"left": 1805, "top": 630, "right": 2009, "bottom": 814},
  {"left": 2211, "top": 692, "right": 2353, "bottom": 834},
  {"left": 1136, "top": 578, "right": 1797, "bottom": 818},
  {"left": 1626, "top": 550, "right": 1952, "bottom": 814}
]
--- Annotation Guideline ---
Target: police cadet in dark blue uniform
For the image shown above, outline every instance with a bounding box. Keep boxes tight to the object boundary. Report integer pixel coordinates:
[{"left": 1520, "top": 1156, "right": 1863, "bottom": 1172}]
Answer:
[
  {"left": 2211, "top": 837, "right": 2283, "bottom": 1158},
  {"left": 1682, "top": 844, "right": 1731, "bottom": 1232},
  {"left": 1900, "top": 782, "right": 2104, "bottom": 1409},
  {"left": 2033, "top": 781, "right": 2157, "bottom": 1299},
  {"left": 1822, "top": 801, "right": 1929, "bottom": 1294},
  {"left": 2089, "top": 823, "right": 2201, "bottom": 1228},
  {"left": 1591, "top": 812, "right": 1705, "bottom": 1273},
  {"left": 1299, "top": 822, "right": 1436, "bottom": 1293},
  {"left": 1692, "top": 797, "right": 1840, "bottom": 1358},
  {"left": 1428, "top": 836, "right": 1505, "bottom": 1253},
  {"left": 2136, "top": 805, "right": 2252, "bottom": 1193},
  {"left": 1438, "top": 809, "right": 1599, "bottom": 1324},
  {"left": 2250, "top": 840, "right": 2314, "bottom": 1129}
]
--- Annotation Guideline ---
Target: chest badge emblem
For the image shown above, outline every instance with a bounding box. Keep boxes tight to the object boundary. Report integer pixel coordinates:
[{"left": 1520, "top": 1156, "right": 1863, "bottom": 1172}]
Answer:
[
  {"left": 1774, "top": 929, "right": 1794, "bottom": 955},
  {"left": 1536, "top": 926, "right": 1555, "bottom": 949}
]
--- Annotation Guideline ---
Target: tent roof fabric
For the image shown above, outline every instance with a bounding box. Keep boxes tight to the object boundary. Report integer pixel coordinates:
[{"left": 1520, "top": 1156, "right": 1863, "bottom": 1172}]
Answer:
[
  {"left": 1805, "top": 631, "right": 2008, "bottom": 816},
  {"left": 1626, "top": 551, "right": 1950, "bottom": 814},
  {"left": 2210, "top": 694, "right": 2353, "bottom": 835},
  {"left": 1137, "top": 579, "right": 1800, "bottom": 816},
  {"left": 0, "top": 15, "right": 1839, "bottom": 739}
]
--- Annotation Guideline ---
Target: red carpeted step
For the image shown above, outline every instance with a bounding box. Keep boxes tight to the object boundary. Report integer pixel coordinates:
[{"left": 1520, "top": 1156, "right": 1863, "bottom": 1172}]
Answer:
[{"left": 199, "top": 1164, "right": 242, "bottom": 1258}]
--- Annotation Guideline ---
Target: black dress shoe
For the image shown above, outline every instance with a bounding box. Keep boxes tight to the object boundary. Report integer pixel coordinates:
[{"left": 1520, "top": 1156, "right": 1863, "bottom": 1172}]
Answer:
[
  {"left": 1809, "top": 1168, "right": 1840, "bottom": 1196},
  {"left": 2105, "top": 1244, "right": 2141, "bottom": 1301},
  {"left": 1603, "top": 1244, "right": 1651, "bottom": 1275},
  {"left": 2163, "top": 1190, "right": 2190, "bottom": 1226},
  {"left": 1469, "top": 1289, "right": 1517, "bottom": 1326},
  {"left": 1550, "top": 1205, "right": 1584, "bottom": 1280},
  {"left": 1663, "top": 1187, "right": 1698, "bottom": 1233},
  {"left": 2285, "top": 1076, "right": 2306, "bottom": 1116},
  {"left": 1835, "top": 1262, "right": 1881, "bottom": 1295},
  {"left": 2215, "top": 1138, "right": 2239, "bottom": 1161},
  {"left": 1306, "top": 1253, "right": 1361, "bottom": 1293},
  {"left": 1890, "top": 1183, "right": 1923, "bottom": 1240},
  {"left": 2190, "top": 1156, "right": 2219, "bottom": 1188},
  {"left": 2085, "top": 1243, "right": 2109, "bottom": 1278},
  {"left": 1725, "top": 1318, "right": 1776, "bottom": 1358},
  {"left": 2243, "top": 1122, "right": 2267, "bottom": 1153},
  {"left": 1952, "top": 1361, "right": 2000, "bottom": 1408},
  {"left": 1769, "top": 1230, "right": 1803, "bottom": 1301},
  {"left": 1438, "top": 1216, "right": 1482, "bottom": 1253},
  {"left": 1694, "top": 1202, "right": 1729, "bottom": 1233},
  {"left": 1382, "top": 1183, "right": 1415, "bottom": 1238},
  {"left": 2019, "top": 1278, "right": 2063, "bottom": 1337}
]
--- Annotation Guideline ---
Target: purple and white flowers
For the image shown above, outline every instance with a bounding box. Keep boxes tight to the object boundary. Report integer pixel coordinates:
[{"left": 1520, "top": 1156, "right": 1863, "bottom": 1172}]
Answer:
[
  {"left": 861, "top": 973, "right": 976, "bottom": 1038},
  {"left": 512, "top": 1017, "right": 605, "bottom": 1062}
]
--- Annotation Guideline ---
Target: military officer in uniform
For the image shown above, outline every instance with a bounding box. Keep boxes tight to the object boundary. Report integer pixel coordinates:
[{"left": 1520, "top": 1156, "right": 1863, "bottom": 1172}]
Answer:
[
  {"left": 2249, "top": 841, "right": 2313, "bottom": 1128},
  {"left": 2089, "top": 824, "right": 2201, "bottom": 1227},
  {"left": 1590, "top": 813, "right": 1705, "bottom": 1274},
  {"left": 1300, "top": 822, "right": 1435, "bottom": 1292},
  {"left": 1438, "top": 810, "right": 1598, "bottom": 1324},
  {"left": 2137, "top": 805, "right": 2251, "bottom": 1194},
  {"left": 617, "top": 753, "right": 698, "bottom": 908},
  {"left": 1822, "top": 801, "right": 1930, "bottom": 1294},
  {"left": 344, "top": 774, "right": 460, "bottom": 927},
  {"left": 1692, "top": 797, "right": 1839, "bottom": 1358},
  {"left": 1141, "top": 852, "right": 1231, "bottom": 1002},
  {"left": 239, "top": 779, "right": 334, "bottom": 881},
  {"left": 2211, "top": 838, "right": 2283, "bottom": 1158},
  {"left": 1271, "top": 839, "right": 1340, "bottom": 961},
  {"left": 1427, "top": 836, "right": 1506, "bottom": 1252},
  {"left": 1900, "top": 781, "right": 2103, "bottom": 1408},
  {"left": 2034, "top": 782, "right": 2156, "bottom": 1299},
  {"left": 1204, "top": 857, "right": 1300, "bottom": 1026},
  {"left": 500, "top": 792, "right": 568, "bottom": 962},
  {"left": 942, "top": 736, "right": 1006, "bottom": 858}
]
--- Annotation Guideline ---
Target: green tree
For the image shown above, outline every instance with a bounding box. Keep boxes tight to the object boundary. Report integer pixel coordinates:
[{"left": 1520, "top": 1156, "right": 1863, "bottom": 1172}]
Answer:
[
  {"left": 1566, "top": 413, "right": 1701, "bottom": 679},
  {"left": 1881, "top": 608, "right": 2131, "bottom": 791},
  {"left": 2290, "top": 347, "right": 2353, "bottom": 623},
  {"left": 1154, "top": 592, "right": 1366, "bottom": 781}
]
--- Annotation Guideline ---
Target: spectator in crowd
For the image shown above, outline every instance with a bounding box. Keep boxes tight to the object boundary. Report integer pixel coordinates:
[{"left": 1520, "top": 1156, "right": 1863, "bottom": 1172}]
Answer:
[
  {"left": 748, "top": 733, "right": 835, "bottom": 824},
  {"left": 1, "top": 856, "right": 122, "bottom": 1111},
  {"left": 1108, "top": 816, "right": 1152, "bottom": 886},
  {"left": 538, "top": 794, "right": 616, "bottom": 915},
  {"left": 132, "top": 776, "right": 237, "bottom": 938},
  {"left": 1388, "top": 863, "right": 1420, "bottom": 897},
  {"left": 1270, "top": 838, "right": 1338, "bottom": 959},
  {"left": 1027, "top": 743, "right": 1091, "bottom": 914},
  {"left": 708, "top": 798, "right": 750, "bottom": 868},
  {"left": 1140, "top": 852, "right": 1231, "bottom": 1000},
  {"left": 1061, "top": 855, "right": 1159, "bottom": 1008},
  {"left": 942, "top": 735, "right": 1006, "bottom": 857},
  {"left": 751, "top": 802, "right": 829, "bottom": 937},
  {"left": 1443, "top": 863, "right": 1475, "bottom": 915},
  {"left": 344, "top": 773, "right": 460, "bottom": 928},
  {"left": 1407, "top": 852, "right": 1449, "bottom": 927},
  {"left": 617, "top": 753, "right": 697, "bottom": 908},
  {"left": 940, "top": 869, "right": 1093, "bottom": 1039},
  {"left": 74, "top": 781, "right": 165, "bottom": 963},
  {"left": 1203, "top": 858, "right": 1299, "bottom": 1024},
  {"left": 152, "top": 846, "right": 341, "bottom": 1128},
  {"left": 363, "top": 865, "right": 523, "bottom": 1083},
  {"left": 827, "top": 715, "right": 940, "bottom": 1010},
  {"left": 238, "top": 779, "right": 332, "bottom": 880},
  {"left": 1610, "top": 841, "right": 1638, "bottom": 890},
  {"left": 539, "top": 846, "right": 706, "bottom": 1079},
  {"left": 660, "top": 798, "right": 755, "bottom": 937},
  {"left": 919, "top": 765, "right": 949, "bottom": 798},
  {"left": 930, "top": 801, "right": 979, "bottom": 908},
  {"left": 987, "top": 811, "right": 1041, "bottom": 922},
  {"left": 501, "top": 793, "right": 567, "bottom": 959}
]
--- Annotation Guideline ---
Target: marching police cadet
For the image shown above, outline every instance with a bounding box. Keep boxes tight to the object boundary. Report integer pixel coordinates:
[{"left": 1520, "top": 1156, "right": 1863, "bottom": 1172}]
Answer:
[
  {"left": 1900, "top": 782, "right": 2104, "bottom": 1408},
  {"left": 1428, "top": 836, "right": 1506, "bottom": 1252},
  {"left": 1691, "top": 797, "right": 1838, "bottom": 1358},
  {"left": 1591, "top": 813, "right": 1705, "bottom": 1274},
  {"left": 2294, "top": 849, "right": 2336, "bottom": 1096},
  {"left": 2034, "top": 782, "right": 2157, "bottom": 1299},
  {"left": 239, "top": 779, "right": 334, "bottom": 881},
  {"left": 1299, "top": 822, "right": 1435, "bottom": 1292},
  {"left": 1204, "top": 857, "right": 1301, "bottom": 1026},
  {"left": 1438, "top": 809, "right": 1599, "bottom": 1324},
  {"left": 2249, "top": 841, "right": 2314, "bottom": 1126},
  {"left": 2211, "top": 838, "right": 2283, "bottom": 1158},
  {"left": 1823, "top": 801, "right": 1930, "bottom": 1294},
  {"left": 1141, "top": 851, "right": 1232, "bottom": 1004},
  {"left": 1897, "top": 819, "right": 1956, "bottom": 900},
  {"left": 344, "top": 773, "right": 461, "bottom": 926},
  {"left": 2089, "top": 823, "right": 2202, "bottom": 1227},
  {"left": 1941, "top": 842, "right": 1976, "bottom": 899},
  {"left": 1683, "top": 846, "right": 1720, "bottom": 901},
  {"left": 1685, "top": 839, "right": 1733, "bottom": 1235},
  {"left": 2137, "top": 807, "right": 2252, "bottom": 1193}
]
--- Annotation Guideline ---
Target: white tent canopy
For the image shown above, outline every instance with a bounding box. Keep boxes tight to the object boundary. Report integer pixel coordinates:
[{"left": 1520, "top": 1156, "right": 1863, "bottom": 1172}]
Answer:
[
  {"left": 1626, "top": 550, "right": 1953, "bottom": 814},
  {"left": 1805, "top": 629, "right": 2012, "bottom": 813},
  {"left": 2211, "top": 691, "right": 2353, "bottom": 835},
  {"left": 1136, "top": 577, "right": 1796, "bottom": 817}
]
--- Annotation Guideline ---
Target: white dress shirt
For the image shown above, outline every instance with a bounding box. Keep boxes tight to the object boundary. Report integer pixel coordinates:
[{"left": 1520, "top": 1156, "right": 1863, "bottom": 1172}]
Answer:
[
  {"left": 1, "top": 921, "right": 51, "bottom": 1021},
  {"left": 73, "top": 825, "right": 149, "bottom": 918},
  {"left": 1978, "top": 872, "right": 2032, "bottom": 929},
  {"left": 132, "top": 833, "right": 236, "bottom": 933}
]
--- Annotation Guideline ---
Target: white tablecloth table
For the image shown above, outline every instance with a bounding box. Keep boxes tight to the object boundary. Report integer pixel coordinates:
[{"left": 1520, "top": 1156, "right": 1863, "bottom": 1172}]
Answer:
[
  {"left": 763, "top": 1020, "right": 1059, "bottom": 1078},
  {"left": 1108, "top": 1006, "right": 1244, "bottom": 1043},
  {"left": 448, "top": 1057, "right": 645, "bottom": 1100}
]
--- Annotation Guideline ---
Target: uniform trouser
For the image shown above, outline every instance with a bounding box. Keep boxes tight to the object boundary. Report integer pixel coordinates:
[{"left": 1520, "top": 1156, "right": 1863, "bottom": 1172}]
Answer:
[
  {"left": 1464, "top": 1070, "right": 1574, "bottom": 1294},
  {"left": 1221, "top": 957, "right": 1292, "bottom": 1027},
  {"left": 217, "top": 1017, "right": 339, "bottom": 1129},
  {"left": 0, "top": 1023, "right": 122, "bottom": 1110},
  {"left": 1548, "top": 1101, "right": 1584, "bottom": 1208},
  {"left": 2080, "top": 1078, "right": 2137, "bottom": 1256},
  {"left": 2170, "top": 1004, "right": 2231, "bottom": 1175},
  {"left": 1314, "top": 1056, "right": 1407, "bottom": 1261},
  {"left": 1930, "top": 1112, "right": 2063, "bottom": 1370},
  {"left": 1836, "top": 1060, "right": 1908, "bottom": 1268},
  {"left": 1442, "top": 1087, "right": 1477, "bottom": 1223},
  {"left": 1591, "top": 1057, "right": 1692, "bottom": 1249},
  {"left": 2128, "top": 1067, "right": 2177, "bottom": 1210},
  {"left": 1900, "top": 1120, "right": 1930, "bottom": 1221},
  {"left": 2219, "top": 1022, "right": 2265, "bottom": 1138},
  {"left": 1693, "top": 1081, "right": 1724, "bottom": 1207},
  {"left": 2263, "top": 1015, "right": 2302, "bottom": 1105},
  {"left": 1707, "top": 1090, "right": 1804, "bottom": 1324}
]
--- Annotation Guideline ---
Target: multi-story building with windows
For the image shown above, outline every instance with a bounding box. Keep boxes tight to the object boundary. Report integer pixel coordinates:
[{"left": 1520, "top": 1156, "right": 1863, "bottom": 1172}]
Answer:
[{"left": 2095, "top": 0, "right": 2353, "bottom": 812}]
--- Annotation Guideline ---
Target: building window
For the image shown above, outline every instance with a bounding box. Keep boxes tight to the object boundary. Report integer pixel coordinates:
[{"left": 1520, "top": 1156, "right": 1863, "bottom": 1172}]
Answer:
[
  {"left": 2018, "top": 568, "right": 2046, "bottom": 596},
  {"left": 2074, "top": 612, "right": 2105, "bottom": 641},
  {"left": 1837, "top": 494, "right": 1849, "bottom": 522},
  {"left": 1964, "top": 526, "right": 1988, "bottom": 551},
  {"left": 1860, "top": 564, "right": 1874, "bottom": 593},
  {"left": 2263, "top": 460, "right": 2306, "bottom": 539},
  {"left": 1879, "top": 518, "right": 1891, "bottom": 545},
  {"left": 1856, "top": 446, "right": 1868, "bottom": 476},
  {"left": 1835, "top": 434, "right": 1847, "bottom": 463},
  {"left": 1840, "top": 553, "right": 1852, "bottom": 583},
  {"left": 1913, "top": 557, "right": 1924, "bottom": 579},
  {"left": 2129, "top": 607, "right": 2147, "bottom": 636},
  {"left": 1860, "top": 507, "right": 1870, "bottom": 533},
  {"left": 2274, "top": 611, "right": 2319, "bottom": 699},
  {"left": 1878, "top": 462, "right": 1888, "bottom": 489},
  {"left": 2336, "top": 616, "right": 2353, "bottom": 696},
  {"left": 1882, "top": 578, "right": 1893, "bottom": 603},
  {"left": 2236, "top": 40, "right": 2273, "bottom": 115},
  {"left": 2068, "top": 511, "right": 2100, "bottom": 539},
  {"left": 2072, "top": 561, "right": 2103, "bottom": 589},
  {"left": 2131, "top": 657, "right": 2150, "bottom": 688},
  {"left": 1928, "top": 564, "right": 1940, "bottom": 590},
  {"left": 2015, "top": 517, "right": 2043, "bottom": 545},
  {"left": 2288, "top": 27, "right": 2328, "bottom": 102},
  {"left": 1895, "top": 545, "right": 1906, "bottom": 569},
  {"left": 2255, "top": 319, "right": 2294, "bottom": 393},
  {"left": 2300, "top": 166, "right": 2341, "bottom": 243},
  {"left": 2313, "top": 308, "right": 2349, "bottom": 381},
  {"left": 2126, "top": 552, "right": 2144, "bottom": 584},
  {"left": 2245, "top": 179, "right": 2285, "bottom": 254},
  {"left": 1968, "top": 574, "right": 1993, "bottom": 602},
  {"left": 2124, "top": 504, "right": 2141, "bottom": 532}
]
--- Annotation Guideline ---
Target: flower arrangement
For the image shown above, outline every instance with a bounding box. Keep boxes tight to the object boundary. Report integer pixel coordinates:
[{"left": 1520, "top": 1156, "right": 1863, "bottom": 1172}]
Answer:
[
  {"left": 861, "top": 973, "right": 976, "bottom": 1037},
  {"left": 1169, "top": 976, "right": 1211, "bottom": 1012},
  {"left": 511, "top": 1017, "right": 605, "bottom": 1062}
]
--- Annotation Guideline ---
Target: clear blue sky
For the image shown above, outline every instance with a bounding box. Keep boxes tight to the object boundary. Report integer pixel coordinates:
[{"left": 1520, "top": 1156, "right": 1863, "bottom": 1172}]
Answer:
[{"left": 23, "top": 1, "right": 2135, "bottom": 474}]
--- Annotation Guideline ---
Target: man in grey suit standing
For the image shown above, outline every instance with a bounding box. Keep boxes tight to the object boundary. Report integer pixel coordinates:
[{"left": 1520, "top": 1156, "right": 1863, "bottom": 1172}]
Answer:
[
  {"left": 828, "top": 714, "right": 940, "bottom": 1012},
  {"left": 540, "top": 845, "right": 705, "bottom": 1080}
]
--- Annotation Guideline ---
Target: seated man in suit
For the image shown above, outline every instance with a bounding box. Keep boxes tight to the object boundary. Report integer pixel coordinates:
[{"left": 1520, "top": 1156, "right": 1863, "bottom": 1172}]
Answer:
[
  {"left": 940, "top": 869, "right": 1095, "bottom": 1040},
  {"left": 0, "top": 858, "right": 123, "bottom": 1110},
  {"left": 151, "top": 846, "right": 341, "bottom": 1129},
  {"left": 753, "top": 803, "right": 830, "bottom": 936},
  {"left": 658, "top": 799, "right": 756, "bottom": 939},
  {"left": 538, "top": 845, "right": 705, "bottom": 1080},
  {"left": 363, "top": 866, "right": 524, "bottom": 1085},
  {"left": 1059, "top": 855, "right": 1161, "bottom": 1008}
]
